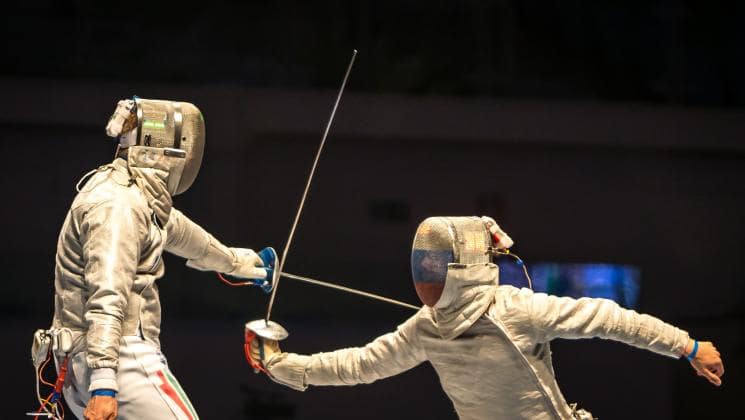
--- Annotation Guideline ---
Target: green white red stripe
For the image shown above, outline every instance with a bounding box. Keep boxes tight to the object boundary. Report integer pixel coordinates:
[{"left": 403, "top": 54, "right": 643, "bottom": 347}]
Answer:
[{"left": 156, "top": 369, "right": 198, "bottom": 420}]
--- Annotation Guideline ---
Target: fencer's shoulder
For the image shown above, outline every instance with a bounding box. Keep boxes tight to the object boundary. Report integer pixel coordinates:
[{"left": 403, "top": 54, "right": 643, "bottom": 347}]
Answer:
[
  {"left": 401, "top": 308, "right": 428, "bottom": 325},
  {"left": 491, "top": 285, "right": 539, "bottom": 316},
  {"left": 70, "top": 183, "right": 149, "bottom": 231},
  {"left": 404, "top": 307, "right": 435, "bottom": 334},
  {"left": 72, "top": 170, "right": 147, "bottom": 213},
  {"left": 494, "top": 284, "right": 532, "bottom": 300}
]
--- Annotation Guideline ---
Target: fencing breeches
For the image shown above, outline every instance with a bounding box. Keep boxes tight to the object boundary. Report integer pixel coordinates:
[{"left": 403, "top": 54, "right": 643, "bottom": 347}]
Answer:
[{"left": 62, "top": 336, "right": 199, "bottom": 419}]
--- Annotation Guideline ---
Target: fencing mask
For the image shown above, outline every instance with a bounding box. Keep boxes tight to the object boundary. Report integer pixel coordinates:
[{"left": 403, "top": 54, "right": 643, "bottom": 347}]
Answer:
[
  {"left": 411, "top": 216, "right": 514, "bottom": 306},
  {"left": 105, "top": 97, "right": 205, "bottom": 195}
]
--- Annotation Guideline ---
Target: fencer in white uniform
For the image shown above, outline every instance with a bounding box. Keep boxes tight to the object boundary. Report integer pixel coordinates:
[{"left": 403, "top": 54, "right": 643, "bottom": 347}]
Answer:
[
  {"left": 251, "top": 216, "right": 724, "bottom": 420},
  {"left": 49, "top": 98, "right": 269, "bottom": 419}
]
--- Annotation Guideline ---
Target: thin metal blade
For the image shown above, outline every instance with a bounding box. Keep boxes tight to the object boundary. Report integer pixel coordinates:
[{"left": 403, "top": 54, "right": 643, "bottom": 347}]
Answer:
[
  {"left": 281, "top": 271, "right": 420, "bottom": 310},
  {"left": 265, "top": 49, "right": 358, "bottom": 322}
]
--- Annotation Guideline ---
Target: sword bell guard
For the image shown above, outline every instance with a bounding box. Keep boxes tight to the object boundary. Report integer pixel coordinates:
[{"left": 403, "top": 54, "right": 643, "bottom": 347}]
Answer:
[
  {"left": 245, "top": 319, "right": 289, "bottom": 341},
  {"left": 256, "top": 247, "right": 279, "bottom": 293}
]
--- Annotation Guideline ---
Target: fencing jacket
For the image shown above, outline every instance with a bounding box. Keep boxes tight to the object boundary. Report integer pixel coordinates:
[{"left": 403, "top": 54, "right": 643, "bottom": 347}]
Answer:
[
  {"left": 265, "top": 263, "right": 689, "bottom": 420},
  {"left": 52, "top": 158, "right": 244, "bottom": 391}
]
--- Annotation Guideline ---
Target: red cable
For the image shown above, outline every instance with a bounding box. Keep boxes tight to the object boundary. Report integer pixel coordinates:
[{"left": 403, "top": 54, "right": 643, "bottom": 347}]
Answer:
[
  {"left": 218, "top": 273, "right": 269, "bottom": 373},
  {"left": 34, "top": 391, "right": 54, "bottom": 420},
  {"left": 216, "top": 272, "right": 252, "bottom": 287},
  {"left": 39, "top": 355, "right": 55, "bottom": 387},
  {"left": 33, "top": 355, "right": 69, "bottom": 420},
  {"left": 54, "top": 356, "right": 69, "bottom": 395}
]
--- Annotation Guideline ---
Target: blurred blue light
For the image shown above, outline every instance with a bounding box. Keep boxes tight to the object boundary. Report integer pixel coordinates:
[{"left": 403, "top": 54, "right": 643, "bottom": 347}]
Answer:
[{"left": 496, "top": 258, "right": 640, "bottom": 309}]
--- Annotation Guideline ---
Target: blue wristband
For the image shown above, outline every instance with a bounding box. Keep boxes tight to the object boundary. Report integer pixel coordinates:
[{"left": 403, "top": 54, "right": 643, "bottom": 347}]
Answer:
[
  {"left": 91, "top": 389, "right": 117, "bottom": 397},
  {"left": 685, "top": 340, "right": 699, "bottom": 362}
]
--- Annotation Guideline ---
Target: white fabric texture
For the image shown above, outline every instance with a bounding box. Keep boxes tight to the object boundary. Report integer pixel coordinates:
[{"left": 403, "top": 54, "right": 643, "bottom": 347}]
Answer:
[
  {"left": 481, "top": 215, "right": 514, "bottom": 249},
  {"left": 53, "top": 158, "right": 250, "bottom": 390},
  {"left": 105, "top": 99, "right": 135, "bottom": 138},
  {"left": 433, "top": 263, "right": 497, "bottom": 340},
  {"left": 127, "top": 146, "right": 186, "bottom": 225},
  {"left": 186, "top": 245, "right": 267, "bottom": 280},
  {"left": 265, "top": 263, "right": 689, "bottom": 420},
  {"left": 62, "top": 336, "right": 199, "bottom": 420},
  {"left": 224, "top": 248, "right": 267, "bottom": 279}
]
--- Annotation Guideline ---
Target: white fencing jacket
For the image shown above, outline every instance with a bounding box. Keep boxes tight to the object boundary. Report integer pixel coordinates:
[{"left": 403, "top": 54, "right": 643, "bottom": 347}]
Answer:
[
  {"left": 265, "top": 263, "right": 689, "bottom": 420},
  {"left": 53, "top": 158, "right": 249, "bottom": 391}
]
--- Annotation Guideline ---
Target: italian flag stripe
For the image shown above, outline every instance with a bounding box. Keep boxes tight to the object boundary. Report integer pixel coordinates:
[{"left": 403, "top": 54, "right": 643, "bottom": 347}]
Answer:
[
  {"left": 164, "top": 369, "right": 198, "bottom": 419},
  {"left": 156, "top": 370, "right": 197, "bottom": 420}
]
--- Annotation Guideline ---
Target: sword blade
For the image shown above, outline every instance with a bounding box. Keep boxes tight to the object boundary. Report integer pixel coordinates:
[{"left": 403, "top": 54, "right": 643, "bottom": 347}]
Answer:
[
  {"left": 265, "top": 50, "right": 358, "bottom": 321},
  {"left": 280, "top": 271, "right": 419, "bottom": 310}
]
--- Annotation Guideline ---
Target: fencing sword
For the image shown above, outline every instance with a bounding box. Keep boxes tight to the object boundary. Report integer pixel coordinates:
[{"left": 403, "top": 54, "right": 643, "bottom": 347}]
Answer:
[
  {"left": 224, "top": 270, "right": 419, "bottom": 310},
  {"left": 246, "top": 49, "right": 358, "bottom": 341},
  {"left": 281, "top": 271, "right": 419, "bottom": 310}
]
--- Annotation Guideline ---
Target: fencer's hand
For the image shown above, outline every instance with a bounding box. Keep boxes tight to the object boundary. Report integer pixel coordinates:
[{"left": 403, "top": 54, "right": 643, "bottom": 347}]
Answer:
[
  {"left": 83, "top": 395, "right": 118, "bottom": 420},
  {"left": 228, "top": 248, "right": 267, "bottom": 280},
  {"left": 250, "top": 337, "right": 281, "bottom": 364},
  {"left": 686, "top": 339, "right": 724, "bottom": 386}
]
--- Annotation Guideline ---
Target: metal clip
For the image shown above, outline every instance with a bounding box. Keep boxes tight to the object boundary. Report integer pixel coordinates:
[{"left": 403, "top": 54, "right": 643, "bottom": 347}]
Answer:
[
  {"left": 31, "top": 330, "right": 51, "bottom": 368},
  {"left": 52, "top": 328, "right": 73, "bottom": 355}
]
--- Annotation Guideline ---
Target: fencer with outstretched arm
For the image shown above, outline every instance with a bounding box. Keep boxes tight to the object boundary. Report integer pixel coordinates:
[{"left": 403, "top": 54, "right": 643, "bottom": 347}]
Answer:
[
  {"left": 250, "top": 216, "right": 724, "bottom": 420},
  {"left": 40, "top": 98, "right": 271, "bottom": 420}
]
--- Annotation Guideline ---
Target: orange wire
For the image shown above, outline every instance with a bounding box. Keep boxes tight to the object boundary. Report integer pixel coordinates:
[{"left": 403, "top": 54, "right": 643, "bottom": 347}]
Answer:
[
  {"left": 216, "top": 272, "right": 252, "bottom": 287},
  {"left": 35, "top": 351, "right": 69, "bottom": 419},
  {"left": 39, "top": 355, "right": 55, "bottom": 387},
  {"left": 34, "top": 391, "right": 55, "bottom": 420}
]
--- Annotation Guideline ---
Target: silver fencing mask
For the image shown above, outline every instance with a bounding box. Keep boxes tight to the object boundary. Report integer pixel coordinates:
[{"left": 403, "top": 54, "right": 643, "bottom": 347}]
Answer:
[
  {"left": 411, "top": 216, "right": 513, "bottom": 306},
  {"left": 106, "top": 97, "right": 205, "bottom": 195}
]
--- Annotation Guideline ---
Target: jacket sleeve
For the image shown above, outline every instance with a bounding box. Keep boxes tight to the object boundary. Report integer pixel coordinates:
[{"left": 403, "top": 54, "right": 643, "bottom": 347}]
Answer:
[
  {"left": 164, "top": 208, "right": 237, "bottom": 273},
  {"left": 81, "top": 202, "right": 148, "bottom": 390},
  {"left": 516, "top": 288, "right": 689, "bottom": 358},
  {"left": 264, "top": 314, "right": 427, "bottom": 391}
]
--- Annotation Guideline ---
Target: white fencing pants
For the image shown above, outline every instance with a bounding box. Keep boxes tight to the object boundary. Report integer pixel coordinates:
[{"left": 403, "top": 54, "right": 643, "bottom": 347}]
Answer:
[{"left": 62, "top": 336, "right": 199, "bottom": 419}]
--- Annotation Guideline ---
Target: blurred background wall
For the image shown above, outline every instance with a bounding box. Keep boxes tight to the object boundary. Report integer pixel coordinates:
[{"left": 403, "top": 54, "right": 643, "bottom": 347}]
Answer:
[{"left": 1, "top": 1, "right": 743, "bottom": 419}]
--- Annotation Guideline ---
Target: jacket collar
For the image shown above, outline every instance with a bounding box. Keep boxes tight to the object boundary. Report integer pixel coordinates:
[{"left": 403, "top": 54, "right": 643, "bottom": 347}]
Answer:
[{"left": 431, "top": 263, "right": 499, "bottom": 340}]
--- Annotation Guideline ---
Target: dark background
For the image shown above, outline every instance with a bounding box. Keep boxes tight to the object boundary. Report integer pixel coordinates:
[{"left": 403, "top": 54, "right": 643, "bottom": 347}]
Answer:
[{"left": 2, "top": 1, "right": 743, "bottom": 419}]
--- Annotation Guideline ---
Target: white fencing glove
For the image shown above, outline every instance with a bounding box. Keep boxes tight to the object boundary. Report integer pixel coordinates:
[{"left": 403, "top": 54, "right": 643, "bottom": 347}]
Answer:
[
  {"left": 227, "top": 248, "right": 268, "bottom": 280},
  {"left": 187, "top": 244, "right": 267, "bottom": 280}
]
